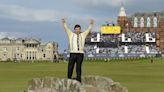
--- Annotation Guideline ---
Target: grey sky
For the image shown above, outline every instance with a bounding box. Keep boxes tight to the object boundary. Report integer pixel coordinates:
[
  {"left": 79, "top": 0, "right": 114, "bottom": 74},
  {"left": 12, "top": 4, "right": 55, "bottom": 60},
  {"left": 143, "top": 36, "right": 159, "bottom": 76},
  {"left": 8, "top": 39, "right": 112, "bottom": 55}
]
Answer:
[{"left": 0, "top": 0, "right": 163, "bottom": 52}]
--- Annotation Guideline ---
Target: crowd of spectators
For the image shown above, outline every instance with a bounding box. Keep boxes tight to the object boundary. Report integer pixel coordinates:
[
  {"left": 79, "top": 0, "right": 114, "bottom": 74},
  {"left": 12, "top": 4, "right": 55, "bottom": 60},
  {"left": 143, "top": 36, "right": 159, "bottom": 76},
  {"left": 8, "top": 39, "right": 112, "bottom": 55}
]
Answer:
[
  {"left": 84, "top": 45, "right": 157, "bottom": 54},
  {"left": 123, "top": 32, "right": 156, "bottom": 42},
  {"left": 66, "top": 32, "right": 157, "bottom": 54}
]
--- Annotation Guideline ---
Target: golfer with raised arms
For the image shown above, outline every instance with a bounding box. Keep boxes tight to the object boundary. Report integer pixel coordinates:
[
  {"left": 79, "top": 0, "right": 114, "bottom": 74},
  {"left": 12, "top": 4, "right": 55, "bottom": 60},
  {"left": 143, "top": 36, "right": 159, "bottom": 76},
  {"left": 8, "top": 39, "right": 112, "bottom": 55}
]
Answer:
[{"left": 62, "top": 18, "right": 94, "bottom": 82}]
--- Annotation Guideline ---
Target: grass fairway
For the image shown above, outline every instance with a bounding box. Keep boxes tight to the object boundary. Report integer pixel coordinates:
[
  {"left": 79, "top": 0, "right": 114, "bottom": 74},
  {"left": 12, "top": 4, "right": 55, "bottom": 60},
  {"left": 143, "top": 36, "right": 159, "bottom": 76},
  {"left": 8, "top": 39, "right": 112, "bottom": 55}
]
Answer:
[{"left": 0, "top": 57, "right": 164, "bottom": 92}]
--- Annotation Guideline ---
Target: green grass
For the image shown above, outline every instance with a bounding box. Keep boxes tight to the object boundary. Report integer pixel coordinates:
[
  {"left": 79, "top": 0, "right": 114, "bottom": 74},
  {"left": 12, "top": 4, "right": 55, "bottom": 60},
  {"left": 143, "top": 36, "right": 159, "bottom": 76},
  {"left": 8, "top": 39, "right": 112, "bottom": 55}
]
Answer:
[{"left": 0, "top": 57, "right": 164, "bottom": 92}]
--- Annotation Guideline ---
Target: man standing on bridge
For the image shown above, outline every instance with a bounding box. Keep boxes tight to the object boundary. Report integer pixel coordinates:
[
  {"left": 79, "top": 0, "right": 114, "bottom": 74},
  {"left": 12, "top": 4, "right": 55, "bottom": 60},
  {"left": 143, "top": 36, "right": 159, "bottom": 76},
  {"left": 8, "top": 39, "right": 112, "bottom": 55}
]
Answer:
[{"left": 62, "top": 18, "right": 94, "bottom": 82}]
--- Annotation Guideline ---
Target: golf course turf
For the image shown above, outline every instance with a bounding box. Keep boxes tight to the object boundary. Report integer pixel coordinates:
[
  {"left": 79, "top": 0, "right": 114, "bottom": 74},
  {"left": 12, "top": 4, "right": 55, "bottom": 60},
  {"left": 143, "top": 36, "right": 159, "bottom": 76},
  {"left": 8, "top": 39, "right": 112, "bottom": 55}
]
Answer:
[{"left": 0, "top": 57, "right": 164, "bottom": 92}]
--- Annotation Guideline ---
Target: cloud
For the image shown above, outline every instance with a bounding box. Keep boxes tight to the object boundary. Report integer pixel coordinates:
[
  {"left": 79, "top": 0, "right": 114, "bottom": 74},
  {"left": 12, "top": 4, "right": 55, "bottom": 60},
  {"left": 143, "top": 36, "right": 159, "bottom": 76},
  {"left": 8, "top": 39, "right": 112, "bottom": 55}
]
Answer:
[
  {"left": 0, "top": 4, "right": 107, "bottom": 34},
  {"left": 0, "top": 32, "right": 25, "bottom": 39},
  {"left": 71, "top": 0, "right": 164, "bottom": 14},
  {"left": 0, "top": 4, "right": 59, "bottom": 22},
  {"left": 71, "top": 0, "right": 129, "bottom": 7},
  {"left": 0, "top": 32, "right": 9, "bottom": 39},
  {"left": 0, "top": 4, "right": 103, "bottom": 23}
]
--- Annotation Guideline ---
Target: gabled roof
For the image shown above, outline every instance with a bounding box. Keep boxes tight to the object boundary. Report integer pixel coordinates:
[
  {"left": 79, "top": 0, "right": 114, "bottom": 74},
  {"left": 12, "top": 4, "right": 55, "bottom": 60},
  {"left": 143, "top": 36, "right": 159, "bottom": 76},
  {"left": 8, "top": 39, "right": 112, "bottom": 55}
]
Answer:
[{"left": 24, "top": 38, "right": 40, "bottom": 44}]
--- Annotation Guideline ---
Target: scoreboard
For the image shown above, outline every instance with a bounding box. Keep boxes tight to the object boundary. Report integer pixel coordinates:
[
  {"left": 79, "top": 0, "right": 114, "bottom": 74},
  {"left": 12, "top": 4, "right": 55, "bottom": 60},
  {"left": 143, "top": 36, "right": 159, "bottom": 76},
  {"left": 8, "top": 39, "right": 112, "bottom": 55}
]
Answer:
[{"left": 101, "top": 26, "right": 121, "bottom": 34}]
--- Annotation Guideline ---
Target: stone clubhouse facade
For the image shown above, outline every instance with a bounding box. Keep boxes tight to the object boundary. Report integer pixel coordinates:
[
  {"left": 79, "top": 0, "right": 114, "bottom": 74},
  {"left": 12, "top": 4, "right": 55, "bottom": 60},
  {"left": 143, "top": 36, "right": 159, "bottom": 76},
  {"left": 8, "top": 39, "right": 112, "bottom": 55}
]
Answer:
[{"left": 0, "top": 37, "right": 59, "bottom": 62}]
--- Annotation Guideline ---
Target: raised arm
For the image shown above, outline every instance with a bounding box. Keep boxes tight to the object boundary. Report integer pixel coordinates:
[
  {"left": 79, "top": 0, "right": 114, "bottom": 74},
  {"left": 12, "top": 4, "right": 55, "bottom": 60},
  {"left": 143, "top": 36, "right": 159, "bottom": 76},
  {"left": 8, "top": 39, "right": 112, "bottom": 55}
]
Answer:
[
  {"left": 82, "top": 19, "right": 94, "bottom": 37},
  {"left": 62, "top": 18, "right": 72, "bottom": 36}
]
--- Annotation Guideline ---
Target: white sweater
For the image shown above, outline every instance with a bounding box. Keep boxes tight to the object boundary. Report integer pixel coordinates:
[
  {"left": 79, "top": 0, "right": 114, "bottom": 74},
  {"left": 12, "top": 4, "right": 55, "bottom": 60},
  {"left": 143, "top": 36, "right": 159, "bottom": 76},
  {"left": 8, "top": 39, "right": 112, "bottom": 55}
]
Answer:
[{"left": 64, "top": 23, "right": 93, "bottom": 53}]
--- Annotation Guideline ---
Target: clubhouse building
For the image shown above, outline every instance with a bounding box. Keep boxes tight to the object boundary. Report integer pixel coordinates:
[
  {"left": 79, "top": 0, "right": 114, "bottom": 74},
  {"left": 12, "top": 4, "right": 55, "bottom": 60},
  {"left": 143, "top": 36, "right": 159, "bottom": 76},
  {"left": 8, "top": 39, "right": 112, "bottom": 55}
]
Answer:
[{"left": 0, "top": 37, "right": 59, "bottom": 61}]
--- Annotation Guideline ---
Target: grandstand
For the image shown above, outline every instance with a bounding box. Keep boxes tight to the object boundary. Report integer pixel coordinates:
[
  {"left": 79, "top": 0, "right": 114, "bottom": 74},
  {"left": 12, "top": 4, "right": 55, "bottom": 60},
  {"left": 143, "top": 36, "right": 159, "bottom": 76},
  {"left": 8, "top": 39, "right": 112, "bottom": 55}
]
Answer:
[{"left": 63, "top": 29, "right": 159, "bottom": 60}]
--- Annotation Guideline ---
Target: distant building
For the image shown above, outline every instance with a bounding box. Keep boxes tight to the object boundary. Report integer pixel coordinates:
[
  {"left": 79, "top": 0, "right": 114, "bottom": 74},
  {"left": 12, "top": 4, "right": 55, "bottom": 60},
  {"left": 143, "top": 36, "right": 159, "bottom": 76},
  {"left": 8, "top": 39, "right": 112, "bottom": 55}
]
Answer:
[
  {"left": 0, "top": 37, "right": 59, "bottom": 62},
  {"left": 117, "top": 4, "right": 164, "bottom": 51}
]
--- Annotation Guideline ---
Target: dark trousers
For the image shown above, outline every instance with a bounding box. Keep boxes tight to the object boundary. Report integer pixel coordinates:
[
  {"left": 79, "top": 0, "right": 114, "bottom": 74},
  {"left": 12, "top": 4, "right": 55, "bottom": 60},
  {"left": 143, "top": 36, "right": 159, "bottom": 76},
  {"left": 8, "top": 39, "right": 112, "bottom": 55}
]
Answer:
[{"left": 67, "top": 53, "right": 84, "bottom": 82}]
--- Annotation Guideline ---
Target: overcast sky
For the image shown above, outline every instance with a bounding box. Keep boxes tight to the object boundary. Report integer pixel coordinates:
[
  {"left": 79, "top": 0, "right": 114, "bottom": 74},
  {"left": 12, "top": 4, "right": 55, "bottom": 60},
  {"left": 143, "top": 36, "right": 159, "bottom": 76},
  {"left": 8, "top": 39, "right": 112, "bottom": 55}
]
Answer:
[{"left": 0, "top": 0, "right": 163, "bottom": 53}]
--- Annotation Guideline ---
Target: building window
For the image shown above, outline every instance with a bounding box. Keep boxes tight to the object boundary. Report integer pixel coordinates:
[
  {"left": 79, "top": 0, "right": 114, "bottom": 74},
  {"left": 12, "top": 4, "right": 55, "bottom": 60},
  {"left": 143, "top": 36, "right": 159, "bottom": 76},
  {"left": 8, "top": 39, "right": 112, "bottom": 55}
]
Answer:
[
  {"left": 140, "top": 17, "right": 144, "bottom": 28},
  {"left": 3, "top": 54, "right": 6, "bottom": 57},
  {"left": 43, "top": 54, "right": 46, "bottom": 58},
  {"left": 153, "top": 17, "right": 158, "bottom": 27},
  {"left": 16, "top": 47, "right": 19, "bottom": 51},
  {"left": 147, "top": 17, "right": 151, "bottom": 27},
  {"left": 134, "top": 17, "right": 138, "bottom": 27},
  {"left": 3, "top": 48, "right": 7, "bottom": 52},
  {"left": 160, "top": 42, "right": 164, "bottom": 45}
]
